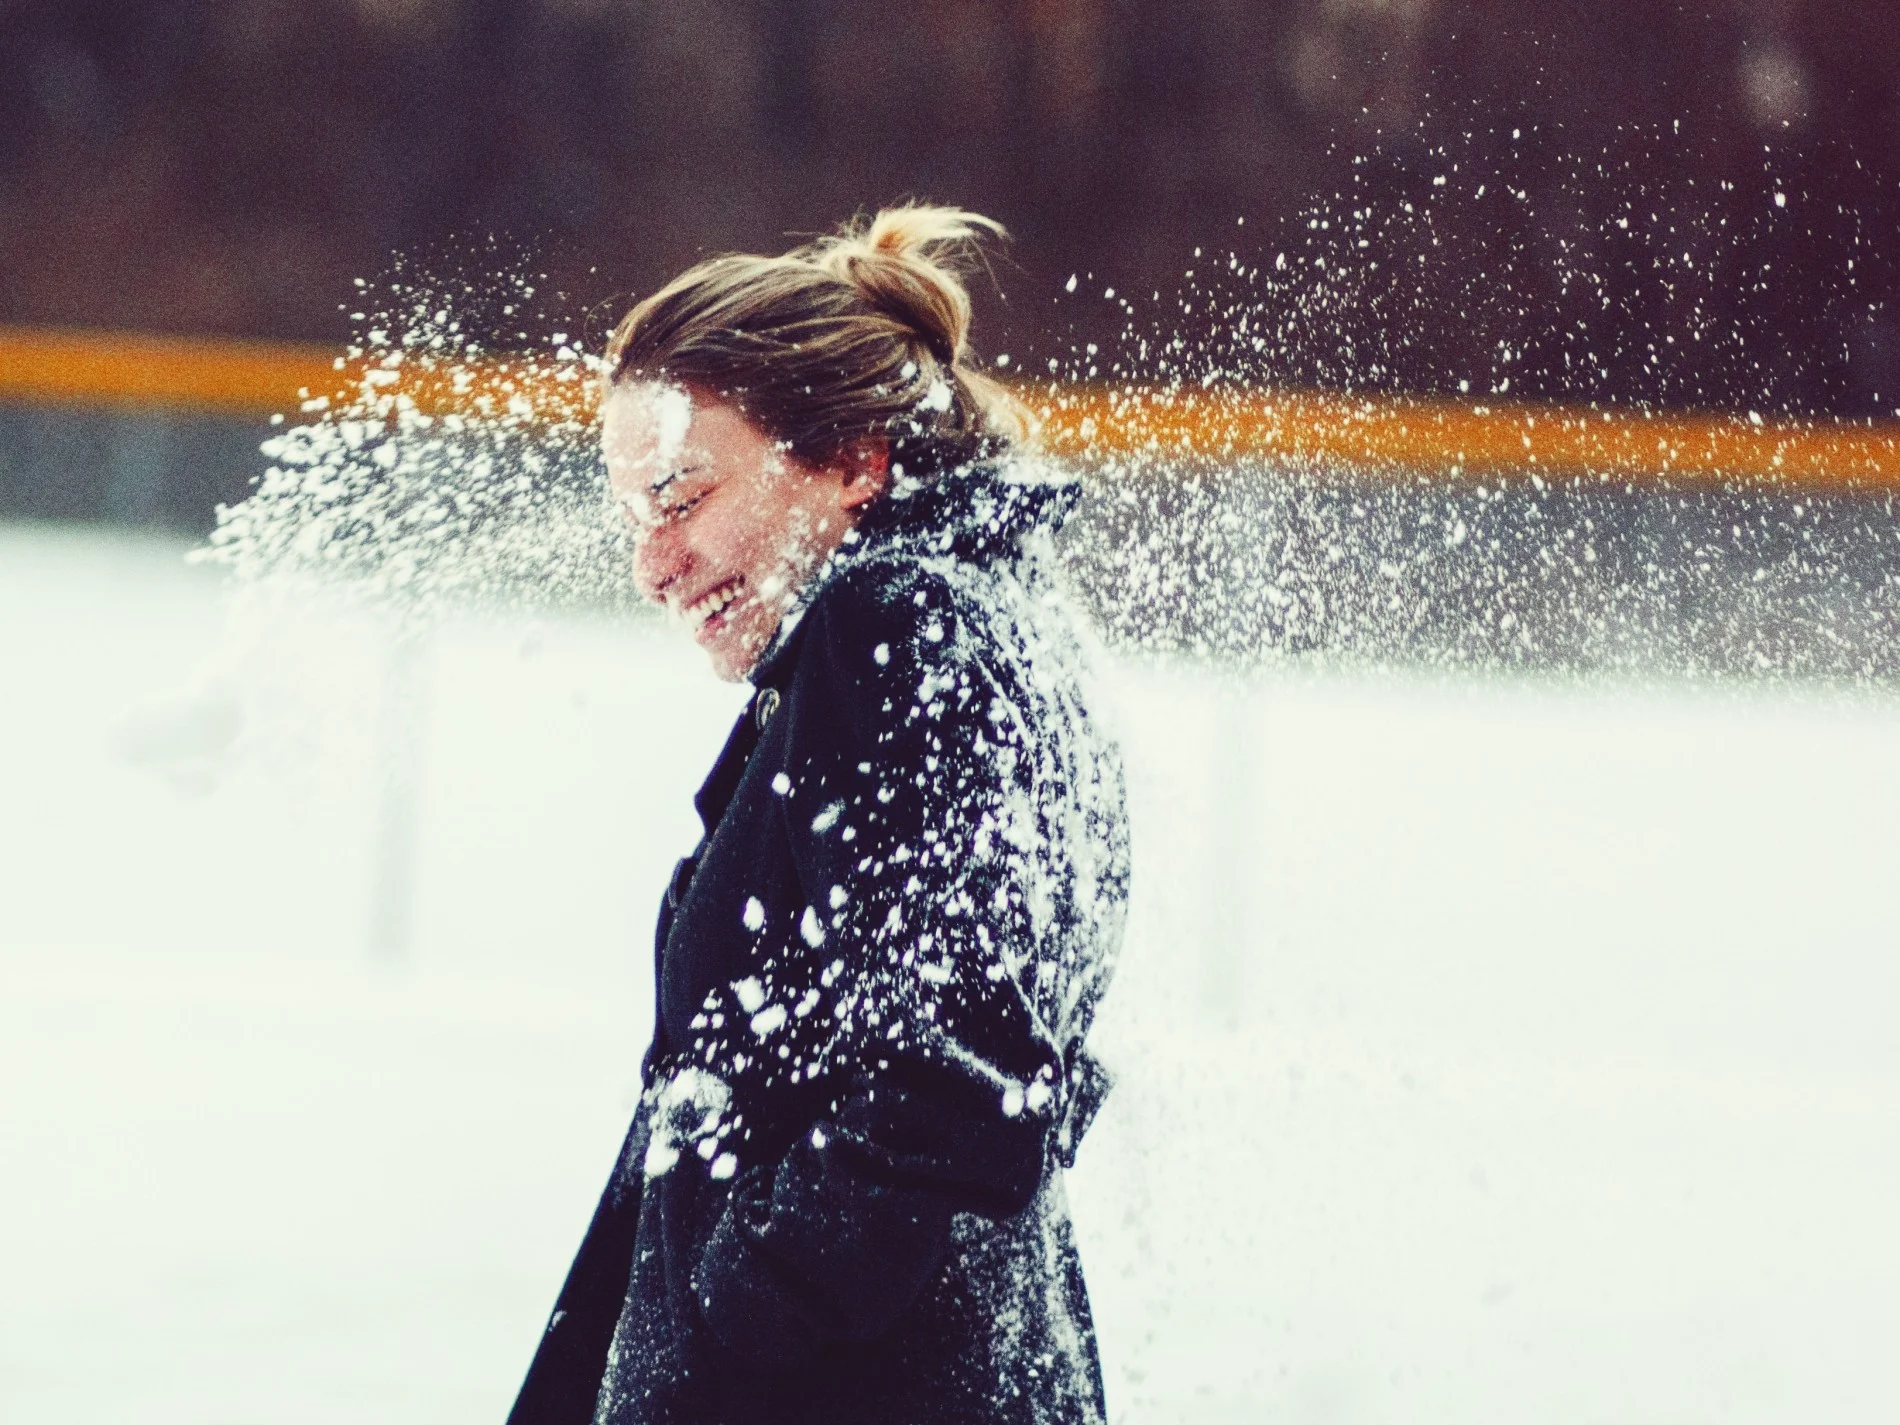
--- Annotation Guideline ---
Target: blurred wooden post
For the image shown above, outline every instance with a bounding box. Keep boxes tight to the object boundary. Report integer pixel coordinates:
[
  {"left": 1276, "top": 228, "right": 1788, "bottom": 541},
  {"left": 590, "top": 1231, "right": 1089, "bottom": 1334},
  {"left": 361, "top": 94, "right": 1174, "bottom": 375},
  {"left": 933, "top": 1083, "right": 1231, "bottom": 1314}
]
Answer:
[
  {"left": 1204, "top": 679, "right": 1261, "bottom": 1027},
  {"left": 368, "top": 627, "right": 428, "bottom": 960}
]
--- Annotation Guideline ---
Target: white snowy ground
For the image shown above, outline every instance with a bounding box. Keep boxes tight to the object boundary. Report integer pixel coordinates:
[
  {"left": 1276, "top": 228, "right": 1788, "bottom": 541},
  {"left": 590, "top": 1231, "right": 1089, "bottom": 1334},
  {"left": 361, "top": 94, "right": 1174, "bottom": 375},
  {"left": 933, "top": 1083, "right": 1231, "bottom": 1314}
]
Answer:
[{"left": 3, "top": 522, "right": 1897, "bottom": 1425}]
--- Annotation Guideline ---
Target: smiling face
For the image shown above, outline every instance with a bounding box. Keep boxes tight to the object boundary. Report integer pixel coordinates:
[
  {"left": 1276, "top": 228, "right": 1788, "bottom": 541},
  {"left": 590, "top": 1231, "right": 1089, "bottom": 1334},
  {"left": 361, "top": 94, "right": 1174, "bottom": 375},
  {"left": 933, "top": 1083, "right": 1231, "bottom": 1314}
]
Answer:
[{"left": 603, "top": 381, "right": 885, "bottom": 681}]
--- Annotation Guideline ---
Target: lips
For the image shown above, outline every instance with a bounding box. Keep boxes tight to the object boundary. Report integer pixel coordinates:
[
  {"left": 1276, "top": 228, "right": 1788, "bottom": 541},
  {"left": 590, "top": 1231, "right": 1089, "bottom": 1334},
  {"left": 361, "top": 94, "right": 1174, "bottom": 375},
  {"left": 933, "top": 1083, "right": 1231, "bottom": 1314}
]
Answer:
[{"left": 682, "top": 576, "right": 744, "bottom": 630}]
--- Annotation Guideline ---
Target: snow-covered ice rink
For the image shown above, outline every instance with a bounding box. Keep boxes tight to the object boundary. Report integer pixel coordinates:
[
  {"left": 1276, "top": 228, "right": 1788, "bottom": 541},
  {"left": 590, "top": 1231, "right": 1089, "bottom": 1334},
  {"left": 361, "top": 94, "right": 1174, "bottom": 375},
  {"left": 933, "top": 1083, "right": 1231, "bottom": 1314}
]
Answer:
[{"left": 4, "top": 523, "right": 1897, "bottom": 1423}]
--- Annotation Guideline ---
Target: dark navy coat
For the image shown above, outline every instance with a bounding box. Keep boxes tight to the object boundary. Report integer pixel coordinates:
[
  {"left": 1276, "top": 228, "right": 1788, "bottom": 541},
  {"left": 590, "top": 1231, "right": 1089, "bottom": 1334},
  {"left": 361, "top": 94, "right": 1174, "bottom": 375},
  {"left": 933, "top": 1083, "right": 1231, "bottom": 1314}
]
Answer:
[{"left": 507, "top": 465, "right": 1129, "bottom": 1425}]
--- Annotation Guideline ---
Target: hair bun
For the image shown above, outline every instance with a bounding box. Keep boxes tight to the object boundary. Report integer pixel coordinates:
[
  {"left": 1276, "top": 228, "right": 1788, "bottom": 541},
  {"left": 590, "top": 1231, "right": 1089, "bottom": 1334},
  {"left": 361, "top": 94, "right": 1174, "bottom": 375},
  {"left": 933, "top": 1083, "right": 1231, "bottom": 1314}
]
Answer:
[{"left": 810, "top": 204, "right": 1006, "bottom": 365}]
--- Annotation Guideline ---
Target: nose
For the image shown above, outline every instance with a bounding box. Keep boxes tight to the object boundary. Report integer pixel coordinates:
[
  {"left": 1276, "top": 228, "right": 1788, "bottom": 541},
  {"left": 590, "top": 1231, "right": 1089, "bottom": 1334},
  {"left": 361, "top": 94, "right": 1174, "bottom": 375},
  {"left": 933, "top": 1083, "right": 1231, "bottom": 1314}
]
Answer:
[{"left": 630, "top": 521, "right": 690, "bottom": 603}]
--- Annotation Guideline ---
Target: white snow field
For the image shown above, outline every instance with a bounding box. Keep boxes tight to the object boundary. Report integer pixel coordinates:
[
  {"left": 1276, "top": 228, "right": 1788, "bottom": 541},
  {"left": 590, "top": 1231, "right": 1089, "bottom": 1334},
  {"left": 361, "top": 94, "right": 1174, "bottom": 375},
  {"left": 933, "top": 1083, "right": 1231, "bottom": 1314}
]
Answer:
[{"left": 3, "top": 522, "right": 1898, "bottom": 1424}]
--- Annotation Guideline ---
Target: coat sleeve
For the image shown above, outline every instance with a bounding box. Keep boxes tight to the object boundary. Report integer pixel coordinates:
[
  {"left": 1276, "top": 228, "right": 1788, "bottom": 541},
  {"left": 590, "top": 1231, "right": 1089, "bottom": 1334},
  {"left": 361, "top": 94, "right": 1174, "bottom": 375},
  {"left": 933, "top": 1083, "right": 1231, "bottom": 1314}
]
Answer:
[{"left": 691, "top": 562, "right": 1067, "bottom": 1369}]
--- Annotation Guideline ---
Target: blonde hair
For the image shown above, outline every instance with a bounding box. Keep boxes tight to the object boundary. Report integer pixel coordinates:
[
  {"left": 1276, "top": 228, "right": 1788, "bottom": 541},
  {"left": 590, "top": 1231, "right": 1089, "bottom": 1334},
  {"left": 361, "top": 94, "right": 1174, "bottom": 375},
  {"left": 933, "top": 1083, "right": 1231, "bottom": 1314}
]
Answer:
[{"left": 605, "top": 204, "right": 1028, "bottom": 478}]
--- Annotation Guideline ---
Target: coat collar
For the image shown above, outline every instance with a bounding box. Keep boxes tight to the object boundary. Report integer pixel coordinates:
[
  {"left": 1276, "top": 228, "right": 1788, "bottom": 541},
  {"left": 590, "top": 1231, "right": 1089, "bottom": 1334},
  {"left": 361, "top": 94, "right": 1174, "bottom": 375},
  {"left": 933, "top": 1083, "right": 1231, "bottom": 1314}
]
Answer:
[
  {"left": 849, "top": 456, "right": 1081, "bottom": 568},
  {"left": 703, "top": 460, "right": 1077, "bottom": 835},
  {"left": 746, "top": 457, "right": 1078, "bottom": 692}
]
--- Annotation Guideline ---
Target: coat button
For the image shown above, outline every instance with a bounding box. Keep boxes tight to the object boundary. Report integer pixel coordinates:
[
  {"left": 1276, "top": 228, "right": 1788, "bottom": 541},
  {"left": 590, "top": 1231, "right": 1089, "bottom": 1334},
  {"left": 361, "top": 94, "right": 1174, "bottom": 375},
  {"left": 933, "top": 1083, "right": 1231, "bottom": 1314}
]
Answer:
[{"left": 754, "top": 686, "right": 781, "bottom": 730}]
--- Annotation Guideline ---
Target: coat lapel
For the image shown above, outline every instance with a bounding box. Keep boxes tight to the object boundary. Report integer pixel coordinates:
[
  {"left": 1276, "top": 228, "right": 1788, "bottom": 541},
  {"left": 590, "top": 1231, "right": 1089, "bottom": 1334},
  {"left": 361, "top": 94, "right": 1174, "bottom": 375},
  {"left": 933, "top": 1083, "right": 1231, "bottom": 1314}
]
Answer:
[{"left": 690, "top": 613, "right": 809, "bottom": 836}]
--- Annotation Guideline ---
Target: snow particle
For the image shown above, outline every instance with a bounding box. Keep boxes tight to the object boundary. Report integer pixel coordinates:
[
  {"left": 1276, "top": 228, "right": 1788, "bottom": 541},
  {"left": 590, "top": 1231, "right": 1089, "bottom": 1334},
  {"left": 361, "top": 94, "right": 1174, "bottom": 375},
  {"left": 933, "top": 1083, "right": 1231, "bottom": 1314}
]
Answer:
[{"left": 749, "top": 1004, "right": 787, "bottom": 1037}]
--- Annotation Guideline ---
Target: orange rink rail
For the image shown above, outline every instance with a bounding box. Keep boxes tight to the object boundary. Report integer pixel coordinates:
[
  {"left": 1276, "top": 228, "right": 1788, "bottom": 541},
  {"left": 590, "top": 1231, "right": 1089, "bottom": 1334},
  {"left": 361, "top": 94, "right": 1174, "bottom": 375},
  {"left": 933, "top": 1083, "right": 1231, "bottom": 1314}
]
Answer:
[{"left": 4, "top": 324, "right": 1898, "bottom": 491}]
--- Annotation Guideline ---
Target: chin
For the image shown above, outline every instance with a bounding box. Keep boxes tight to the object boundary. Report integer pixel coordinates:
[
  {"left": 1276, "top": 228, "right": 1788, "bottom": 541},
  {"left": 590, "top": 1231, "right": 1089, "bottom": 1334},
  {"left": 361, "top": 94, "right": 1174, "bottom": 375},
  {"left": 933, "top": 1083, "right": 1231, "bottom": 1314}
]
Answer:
[
  {"left": 699, "top": 626, "right": 769, "bottom": 683},
  {"left": 705, "top": 651, "right": 751, "bottom": 683}
]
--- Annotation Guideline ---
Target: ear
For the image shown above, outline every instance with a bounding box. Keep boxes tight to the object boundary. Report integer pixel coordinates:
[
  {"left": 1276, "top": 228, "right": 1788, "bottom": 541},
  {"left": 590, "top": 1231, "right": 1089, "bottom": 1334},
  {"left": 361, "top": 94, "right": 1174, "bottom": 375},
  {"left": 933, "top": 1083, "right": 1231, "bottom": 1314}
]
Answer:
[{"left": 829, "top": 437, "right": 891, "bottom": 512}]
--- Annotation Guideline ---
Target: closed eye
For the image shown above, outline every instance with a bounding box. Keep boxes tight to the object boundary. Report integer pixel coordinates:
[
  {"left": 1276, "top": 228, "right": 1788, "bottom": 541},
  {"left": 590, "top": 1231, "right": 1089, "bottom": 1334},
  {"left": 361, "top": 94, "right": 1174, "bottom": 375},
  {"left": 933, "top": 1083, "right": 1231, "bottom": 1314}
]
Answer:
[
  {"left": 649, "top": 466, "right": 710, "bottom": 524},
  {"left": 618, "top": 471, "right": 710, "bottom": 533}
]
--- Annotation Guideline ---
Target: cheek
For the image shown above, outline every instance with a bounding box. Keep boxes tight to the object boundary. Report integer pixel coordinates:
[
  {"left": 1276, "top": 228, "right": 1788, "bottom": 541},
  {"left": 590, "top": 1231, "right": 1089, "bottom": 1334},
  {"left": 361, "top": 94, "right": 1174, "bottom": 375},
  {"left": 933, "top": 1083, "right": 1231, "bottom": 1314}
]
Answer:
[
  {"left": 709, "top": 500, "right": 774, "bottom": 567},
  {"left": 729, "top": 487, "right": 809, "bottom": 563},
  {"left": 775, "top": 483, "right": 843, "bottom": 547},
  {"left": 695, "top": 470, "right": 839, "bottom": 582}
]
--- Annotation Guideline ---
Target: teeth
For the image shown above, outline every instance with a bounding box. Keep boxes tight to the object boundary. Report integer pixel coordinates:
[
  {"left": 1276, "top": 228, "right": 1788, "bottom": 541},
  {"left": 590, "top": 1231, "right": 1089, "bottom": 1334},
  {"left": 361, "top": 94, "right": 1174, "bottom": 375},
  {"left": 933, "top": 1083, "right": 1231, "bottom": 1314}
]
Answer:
[{"left": 686, "top": 579, "right": 742, "bottom": 624}]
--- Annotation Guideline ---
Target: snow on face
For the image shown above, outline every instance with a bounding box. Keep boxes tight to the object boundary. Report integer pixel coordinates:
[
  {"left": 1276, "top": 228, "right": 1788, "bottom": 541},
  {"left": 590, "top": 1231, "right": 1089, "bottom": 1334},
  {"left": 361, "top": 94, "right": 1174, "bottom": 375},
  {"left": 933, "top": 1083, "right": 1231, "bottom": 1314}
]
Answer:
[
  {"left": 649, "top": 382, "right": 693, "bottom": 468},
  {"left": 603, "top": 381, "right": 864, "bottom": 682}
]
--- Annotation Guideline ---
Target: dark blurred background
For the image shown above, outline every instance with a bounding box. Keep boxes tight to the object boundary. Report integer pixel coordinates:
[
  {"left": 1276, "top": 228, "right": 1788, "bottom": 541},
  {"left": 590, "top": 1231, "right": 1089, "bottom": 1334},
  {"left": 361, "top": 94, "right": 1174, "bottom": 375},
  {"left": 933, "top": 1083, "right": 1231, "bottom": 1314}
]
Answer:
[{"left": 3, "top": 0, "right": 1898, "bottom": 416}]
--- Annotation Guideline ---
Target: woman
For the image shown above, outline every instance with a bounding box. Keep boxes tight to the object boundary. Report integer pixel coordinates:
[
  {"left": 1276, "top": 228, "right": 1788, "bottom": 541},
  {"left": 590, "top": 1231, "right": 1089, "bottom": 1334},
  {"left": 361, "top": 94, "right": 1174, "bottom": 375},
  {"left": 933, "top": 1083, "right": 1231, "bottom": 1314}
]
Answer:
[{"left": 508, "top": 206, "right": 1129, "bottom": 1425}]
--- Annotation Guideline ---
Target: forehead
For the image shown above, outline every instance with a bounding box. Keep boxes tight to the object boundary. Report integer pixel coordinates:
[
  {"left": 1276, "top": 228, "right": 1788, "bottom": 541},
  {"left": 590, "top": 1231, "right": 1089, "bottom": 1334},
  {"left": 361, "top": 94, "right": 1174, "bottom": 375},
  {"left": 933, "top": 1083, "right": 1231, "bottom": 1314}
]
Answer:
[
  {"left": 602, "top": 381, "right": 697, "bottom": 485},
  {"left": 601, "top": 382, "right": 777, "bottom": 497}
]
